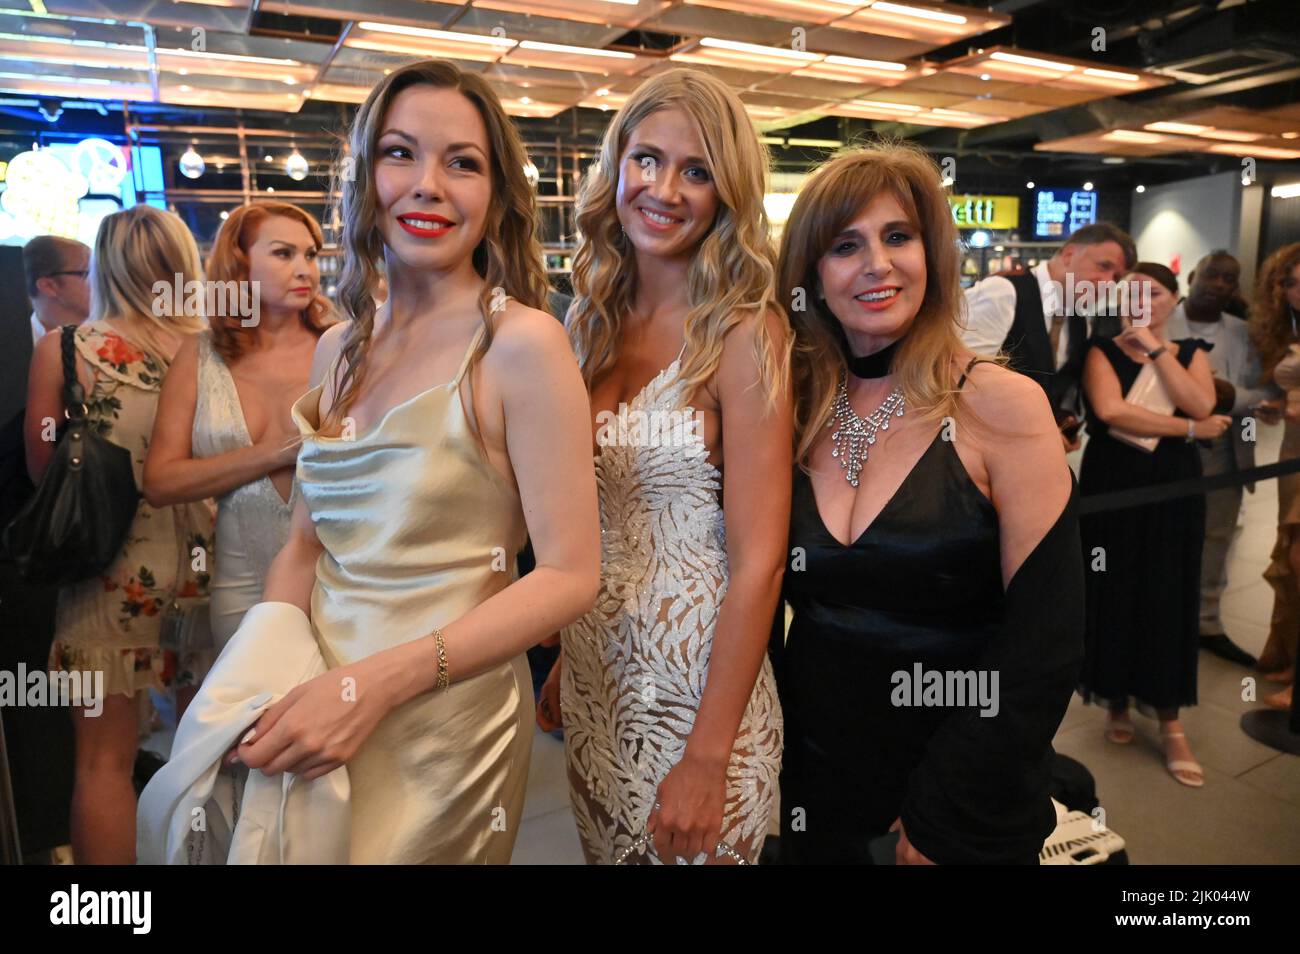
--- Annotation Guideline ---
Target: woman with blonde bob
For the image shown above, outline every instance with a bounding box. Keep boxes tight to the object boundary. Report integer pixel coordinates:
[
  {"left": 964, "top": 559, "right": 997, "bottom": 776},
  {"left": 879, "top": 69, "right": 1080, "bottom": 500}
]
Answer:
[
  {"left": 213, "top": 59, "right": 599, "bottom": 863},
  {"left": 25, "top": 205, "right": 214, "bottom": 863},
  {"left": 773, "top": 142, "right": 1082, "bottom": 864},
  {"left": 537, "top": 67, "right": 791, "bottom": 865},
  {"left": 146, "top": 201, "right": 334, "bottom": 661}
]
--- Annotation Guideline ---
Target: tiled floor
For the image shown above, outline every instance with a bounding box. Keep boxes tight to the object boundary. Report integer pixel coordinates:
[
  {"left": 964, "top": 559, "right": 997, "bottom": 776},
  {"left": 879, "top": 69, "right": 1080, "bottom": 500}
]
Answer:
[{"left": 511, "top": 425, "right": 1300, "bottom": 864}]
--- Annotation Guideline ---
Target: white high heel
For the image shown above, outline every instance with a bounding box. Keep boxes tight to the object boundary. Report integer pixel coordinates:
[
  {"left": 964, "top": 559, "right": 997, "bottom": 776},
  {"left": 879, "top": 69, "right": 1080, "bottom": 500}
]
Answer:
[{"left": 1160, "top": 727, "right": 1204, "bottom": 788}]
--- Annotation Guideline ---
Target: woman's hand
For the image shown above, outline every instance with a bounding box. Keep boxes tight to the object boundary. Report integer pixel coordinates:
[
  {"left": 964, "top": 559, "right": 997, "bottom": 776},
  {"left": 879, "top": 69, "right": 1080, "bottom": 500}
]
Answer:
[
  {"left": 231, "top": 657, "right": 393, "bottom": 781},
  {"left": 536, "top": 655, "right": 562, "bottom": 732},
  {"left": 1116, "top": 325, "right": 1160, "bottom": 358},
  {"left": 1192, "top": 414, "right": 1233, "bottom": 440},
  {"left": 889, "top": 818, "right": 936, "bottom": 866},
  {"left": 646, "top": 752, "right": 727, "bottom": 864}
]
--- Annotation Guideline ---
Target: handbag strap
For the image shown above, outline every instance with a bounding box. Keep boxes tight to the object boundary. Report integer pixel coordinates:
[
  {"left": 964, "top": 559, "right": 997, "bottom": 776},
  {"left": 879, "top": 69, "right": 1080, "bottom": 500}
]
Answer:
[{"left": 60, "top": 325, "right": 87, "bottom": 422}]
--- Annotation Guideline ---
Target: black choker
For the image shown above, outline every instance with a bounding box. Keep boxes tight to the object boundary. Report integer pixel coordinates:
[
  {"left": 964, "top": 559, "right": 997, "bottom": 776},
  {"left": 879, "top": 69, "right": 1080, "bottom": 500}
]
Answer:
[{"left": 847, "top": 338, "right": 902, "bottom": 379}]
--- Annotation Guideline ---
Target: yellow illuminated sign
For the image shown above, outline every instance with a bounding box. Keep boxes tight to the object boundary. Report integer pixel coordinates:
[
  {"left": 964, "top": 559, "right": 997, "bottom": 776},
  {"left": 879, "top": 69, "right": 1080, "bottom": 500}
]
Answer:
[{"left": 948, "top": 195, "right": 1020, "bottom": 230}]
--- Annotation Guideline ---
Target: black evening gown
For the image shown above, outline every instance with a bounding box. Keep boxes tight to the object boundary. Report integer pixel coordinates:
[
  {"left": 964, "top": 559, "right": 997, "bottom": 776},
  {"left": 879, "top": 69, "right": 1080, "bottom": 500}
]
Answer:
[
  {"left": 773, "top": 365, "right": 1084, "bottom": 865},
  {"left": 1078, "top": 336, "right": 1208, "bottom": 710}
]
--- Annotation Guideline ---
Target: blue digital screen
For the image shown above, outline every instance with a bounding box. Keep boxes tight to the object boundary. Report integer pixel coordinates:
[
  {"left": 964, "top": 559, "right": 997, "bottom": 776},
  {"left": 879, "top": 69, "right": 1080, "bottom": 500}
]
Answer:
[
  {"left": 1034, "top": 188, "right": 1098, "bottom": 239},
  {"left": 131, "top": 145, "right": 165, "bottom": 197}
]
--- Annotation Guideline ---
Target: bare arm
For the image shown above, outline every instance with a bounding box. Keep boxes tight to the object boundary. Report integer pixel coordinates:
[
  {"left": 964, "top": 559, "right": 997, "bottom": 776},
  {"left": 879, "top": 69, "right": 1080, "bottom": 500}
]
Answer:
[
  {"left": 685, "top": 310, "right": 792, "bottom": 767},
  {"left": 1150, "top": 348, "right": 1216, "bottom": 419},
  {"left": 977, "top": 366, "right": 1073, "bottom": 586},
  {"left": 1084, "top": 346, "right": 1212, "bottom": 439},
  {"left": 142, "top": 336, "right": 296, "bottom": 507}
]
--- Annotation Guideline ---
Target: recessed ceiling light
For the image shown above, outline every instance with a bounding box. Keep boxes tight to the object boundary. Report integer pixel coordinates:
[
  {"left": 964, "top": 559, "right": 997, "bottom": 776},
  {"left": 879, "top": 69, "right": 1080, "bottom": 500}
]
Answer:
[
  {"left": 871, "top": 1, "right": 966, "bottom": 24},
  {"left": 1144, "top": 121, "right": 1210, "bottom": 135}
]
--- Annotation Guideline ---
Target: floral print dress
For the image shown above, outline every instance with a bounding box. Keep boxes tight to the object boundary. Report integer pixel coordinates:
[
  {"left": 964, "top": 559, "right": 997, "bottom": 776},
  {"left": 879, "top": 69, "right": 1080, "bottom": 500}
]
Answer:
[{"left": 47, "top": 321, "right": 214, "bottom": 698}]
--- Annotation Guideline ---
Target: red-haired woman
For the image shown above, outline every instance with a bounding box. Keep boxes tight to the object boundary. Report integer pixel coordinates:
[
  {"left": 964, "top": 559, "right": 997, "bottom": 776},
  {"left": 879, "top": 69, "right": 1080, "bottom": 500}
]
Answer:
[{"left": 145, "top": 202, "right": 334, "bottom": 657}]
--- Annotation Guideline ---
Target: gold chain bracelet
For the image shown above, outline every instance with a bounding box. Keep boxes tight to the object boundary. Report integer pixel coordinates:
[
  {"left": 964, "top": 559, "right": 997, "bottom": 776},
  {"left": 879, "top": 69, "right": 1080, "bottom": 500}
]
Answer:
[{"left": 433, "top": 628, "right": 450, "bottom": 691}]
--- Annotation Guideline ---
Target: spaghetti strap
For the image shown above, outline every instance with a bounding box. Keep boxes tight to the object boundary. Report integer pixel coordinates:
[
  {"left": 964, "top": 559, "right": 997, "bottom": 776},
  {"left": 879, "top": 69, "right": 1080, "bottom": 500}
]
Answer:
[
  {"left": 674, "top": 339, "right": 688, "bottom": 364},
  {"left": 452, "top": 323, "right": 488, "bottom": 386},
  {"left": 957, "top": 355, "right": 995, "bottom": 391}
]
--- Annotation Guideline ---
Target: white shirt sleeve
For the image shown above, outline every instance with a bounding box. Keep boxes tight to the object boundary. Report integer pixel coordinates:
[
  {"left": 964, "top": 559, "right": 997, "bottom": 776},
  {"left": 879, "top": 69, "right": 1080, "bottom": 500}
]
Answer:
[{"left": 960, "top": 275, "right": 1017, "bottom": 357}]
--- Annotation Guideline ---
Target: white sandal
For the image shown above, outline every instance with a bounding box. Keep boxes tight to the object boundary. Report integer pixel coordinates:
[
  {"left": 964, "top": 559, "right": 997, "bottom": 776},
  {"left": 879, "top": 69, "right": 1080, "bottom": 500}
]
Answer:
[{"left": 1160, "top": 728, "right": 1204, "bottom": 788}]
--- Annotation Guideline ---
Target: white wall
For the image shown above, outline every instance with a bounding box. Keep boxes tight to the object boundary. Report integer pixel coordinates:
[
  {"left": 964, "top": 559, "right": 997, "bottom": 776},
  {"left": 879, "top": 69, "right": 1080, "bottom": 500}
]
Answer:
[{"left": 1130, "top": 171, "right": 1242, "bottom": 295}]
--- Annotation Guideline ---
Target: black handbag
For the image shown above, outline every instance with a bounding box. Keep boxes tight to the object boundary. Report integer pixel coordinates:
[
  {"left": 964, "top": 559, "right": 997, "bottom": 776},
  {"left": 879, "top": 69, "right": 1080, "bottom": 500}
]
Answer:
[{"left": 1, "top": 325, "right": 140, "bottom": 584}]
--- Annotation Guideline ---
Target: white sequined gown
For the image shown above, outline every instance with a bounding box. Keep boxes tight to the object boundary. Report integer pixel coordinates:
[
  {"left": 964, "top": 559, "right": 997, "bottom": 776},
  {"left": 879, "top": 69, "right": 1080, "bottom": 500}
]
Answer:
[
  {"left": 560, "top": 352, "right": 783, "bottom": 864},
  {"left": 191, "top": 331, "right": 294, "bottom": 652}
]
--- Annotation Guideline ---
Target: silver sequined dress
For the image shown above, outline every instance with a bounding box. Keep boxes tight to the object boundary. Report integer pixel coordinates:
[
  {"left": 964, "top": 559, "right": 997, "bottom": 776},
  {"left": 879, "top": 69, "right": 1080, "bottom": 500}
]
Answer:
[
  {"left": 560, "top": 352, "right": 783, "bottom": 864},
  {"left": 192, "top": 330, "right": 294, "bottom": 650}
]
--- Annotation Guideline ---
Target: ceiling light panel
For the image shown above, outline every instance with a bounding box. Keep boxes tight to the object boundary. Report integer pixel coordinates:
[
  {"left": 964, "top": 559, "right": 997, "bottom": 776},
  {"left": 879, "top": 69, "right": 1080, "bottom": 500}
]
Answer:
[{"left": 834, "top": 1, "right": 1010, "bottom": 43}]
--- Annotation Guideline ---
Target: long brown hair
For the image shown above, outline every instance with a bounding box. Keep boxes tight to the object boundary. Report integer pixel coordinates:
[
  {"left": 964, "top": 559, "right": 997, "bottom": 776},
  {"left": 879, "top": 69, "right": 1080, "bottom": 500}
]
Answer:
[
  {"left": 567, "top": 67, "right": 788, "bottom": 410},
  {"left": 778, "top": 140, "right": 966, "bottom": 467},
  {"left": 1250, "top": 242, "right": 1300, "bottom": 380},
  {"left": 205, "top": 201, "right": 334, "bottom": 363},
  {"left": 324, "top": 58, "right": 549, "bottom": 431}
]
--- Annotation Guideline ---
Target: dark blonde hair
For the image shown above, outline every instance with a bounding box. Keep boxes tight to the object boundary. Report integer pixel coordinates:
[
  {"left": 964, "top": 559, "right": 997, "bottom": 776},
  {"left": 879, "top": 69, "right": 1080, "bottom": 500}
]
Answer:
[
  {"left": 567, "top": 67, "right": 788, "bottom": 410},
  {"left": 778, "top": 140, "right": 966, "bottom": 467},
  {"left": 205, "top": 201, "right": 333, "bottom": 363},
  {"left": 324, "top": 58, "right": 549, "bottom": 431},
  {"left": 1251, "top": 242, "right": 1300, "bottom": 379},
  {"left": 90, "top": 204, "right": 206, "bottom": 371}
]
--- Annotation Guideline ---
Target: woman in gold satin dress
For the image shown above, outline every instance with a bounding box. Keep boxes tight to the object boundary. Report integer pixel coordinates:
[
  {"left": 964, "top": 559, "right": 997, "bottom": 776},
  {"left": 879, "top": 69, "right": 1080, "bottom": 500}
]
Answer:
[{"left": 230, "top": 60, "right": 600, "bottom": 863}]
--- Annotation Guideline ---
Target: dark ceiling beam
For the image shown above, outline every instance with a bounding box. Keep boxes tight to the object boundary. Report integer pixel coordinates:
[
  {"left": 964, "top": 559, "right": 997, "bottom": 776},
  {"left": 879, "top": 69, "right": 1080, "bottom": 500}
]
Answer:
[{"left": 1157, "top": 63, "right": 1300, "bottom": 102}]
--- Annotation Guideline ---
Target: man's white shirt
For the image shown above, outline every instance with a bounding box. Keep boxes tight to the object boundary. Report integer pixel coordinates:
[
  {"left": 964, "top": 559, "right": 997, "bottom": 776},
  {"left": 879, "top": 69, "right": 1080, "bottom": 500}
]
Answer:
[{"left": 960, "top": 261, "right": 1073, "bottom": 369}]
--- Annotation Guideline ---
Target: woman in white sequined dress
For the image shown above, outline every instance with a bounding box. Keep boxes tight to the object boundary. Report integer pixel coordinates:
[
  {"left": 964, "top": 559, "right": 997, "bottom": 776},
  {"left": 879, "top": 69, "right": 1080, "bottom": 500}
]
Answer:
[
  {"left": 146, "top": 202, "right": 334, "bottom": 663},
  {"left": 540, "top": 69, "right": 792, "bottom": 865}
]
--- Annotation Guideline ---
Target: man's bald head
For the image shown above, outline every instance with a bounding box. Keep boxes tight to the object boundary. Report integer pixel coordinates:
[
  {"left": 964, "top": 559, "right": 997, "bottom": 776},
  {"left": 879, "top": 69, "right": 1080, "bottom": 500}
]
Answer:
[{"left": 1188, "top": 251, "right": 1240, "bottom": 312}]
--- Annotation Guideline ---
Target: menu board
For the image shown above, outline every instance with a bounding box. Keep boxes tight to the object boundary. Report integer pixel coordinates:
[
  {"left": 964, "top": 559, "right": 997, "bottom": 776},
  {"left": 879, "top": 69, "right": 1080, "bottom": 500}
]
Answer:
[{"left": 1034, "top": 188, "right": 1098, "bottom": 239}]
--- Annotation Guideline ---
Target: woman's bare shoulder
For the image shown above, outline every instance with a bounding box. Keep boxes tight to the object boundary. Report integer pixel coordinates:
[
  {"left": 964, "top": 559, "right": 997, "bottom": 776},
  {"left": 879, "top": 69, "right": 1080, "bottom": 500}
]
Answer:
[{"left": 958, "top": 357, "right": 1057, "bottom": 440}]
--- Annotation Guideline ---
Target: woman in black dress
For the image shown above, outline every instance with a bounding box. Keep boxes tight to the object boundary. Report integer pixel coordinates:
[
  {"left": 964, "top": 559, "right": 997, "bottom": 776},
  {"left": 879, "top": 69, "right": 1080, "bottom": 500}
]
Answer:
[
  {"left": 1079, "top": 262, "right": 1229, "bottom": 787},
  {"left": 773, "top": 142, "right": 1083, "bottom": 864}
]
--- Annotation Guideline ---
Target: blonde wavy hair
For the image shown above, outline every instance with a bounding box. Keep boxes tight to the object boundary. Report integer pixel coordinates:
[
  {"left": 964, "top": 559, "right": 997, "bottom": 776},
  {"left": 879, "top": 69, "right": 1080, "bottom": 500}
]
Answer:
[
  {"left": 90, "top": 204, "right": 206, "bottom": 371},
  {"left": 323, "top": 59, "right": 550, "bottom": 432},
  {"left": 1250, "top": 242, "right": 1300, "bottom": 381},
  {"left": 567, "top": 67, "right": 788, "bottom": 410},
  {"left": 778, "top": 141, "right": 968, "bottom": 467}
]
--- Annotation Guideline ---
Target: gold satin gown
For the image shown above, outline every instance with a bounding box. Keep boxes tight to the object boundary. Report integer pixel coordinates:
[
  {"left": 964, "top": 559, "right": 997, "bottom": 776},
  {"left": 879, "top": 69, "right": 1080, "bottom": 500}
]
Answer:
[{"left": 290, "top": 325, "right": 533, "bottom": 864}]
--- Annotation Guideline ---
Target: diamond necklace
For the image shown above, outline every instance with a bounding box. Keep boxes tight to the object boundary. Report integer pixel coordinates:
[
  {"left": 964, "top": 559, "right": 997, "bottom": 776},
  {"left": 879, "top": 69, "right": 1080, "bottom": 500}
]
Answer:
[{"left": 828, "top": 373, "right": 905, "bottom": 487}]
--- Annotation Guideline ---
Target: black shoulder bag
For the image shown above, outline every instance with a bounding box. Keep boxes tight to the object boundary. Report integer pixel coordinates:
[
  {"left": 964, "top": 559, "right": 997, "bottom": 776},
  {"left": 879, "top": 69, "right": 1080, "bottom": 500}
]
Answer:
[{"left": 1, "top": 325, "right": 140, "bottom": 584}]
